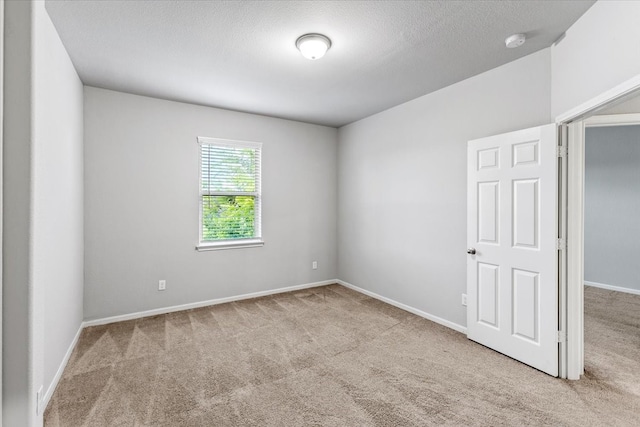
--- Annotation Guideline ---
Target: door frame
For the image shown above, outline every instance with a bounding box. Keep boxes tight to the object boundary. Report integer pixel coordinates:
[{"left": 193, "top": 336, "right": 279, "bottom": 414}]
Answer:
[{"left": 557, "top": 74, "right": 640, "bottom": 380}]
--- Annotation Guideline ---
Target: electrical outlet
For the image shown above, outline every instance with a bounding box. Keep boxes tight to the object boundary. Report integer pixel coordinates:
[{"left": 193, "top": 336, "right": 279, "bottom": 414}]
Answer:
[
  {"left": 461, "top": 293, "right": 467, "bottom": 306},
  {"left": 36, "top": 385, "right": 43, "bottom": 415},
  {"left": 159, "top": 280, "right": 166, "bottom": 291},
  {"left": 312, "top": 261, "right": 318, "bottom": 270}
]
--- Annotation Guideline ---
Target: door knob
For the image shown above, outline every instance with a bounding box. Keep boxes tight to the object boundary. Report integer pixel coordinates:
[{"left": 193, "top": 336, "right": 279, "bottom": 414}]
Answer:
[{"left": 467, "top": 248, "right": 476, "bottom": 255}]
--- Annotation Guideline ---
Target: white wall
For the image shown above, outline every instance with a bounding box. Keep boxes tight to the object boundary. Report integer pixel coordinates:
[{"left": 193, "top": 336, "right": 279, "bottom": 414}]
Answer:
[
  {"left": 84, "top": 88, "right": 338, "bottom": 320},
  {"left": 585, "top": 125, "right": 640, "bottom": 292},
  {"left": 3, "top": 2, "right": 84, "bottom": 425},
  {"left": 338, "top": 49, "right": 552, "bottom": 328},
  {"left": 33, "top": 0, "right": 84, "bottom": 410},
  {"left": 551, "top": 1, "right": 640, "bottom": 118}
]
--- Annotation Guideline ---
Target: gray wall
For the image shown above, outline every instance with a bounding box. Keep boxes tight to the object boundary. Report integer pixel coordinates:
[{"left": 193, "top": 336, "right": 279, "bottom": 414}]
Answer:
[
  {"left": 84, "top": 87, "right": 338, "bottom": 320},
  {"left": 551, "top": 0, "right": 640, "bottom": 118},
  {"left": 585, "top": 125, "right": 640, "bottom": 291},
  {"left": 338, "top": 49, "right": 552, "bottom": 328},
  {"left": 599, "top": 95, "right": 640, "bottom": 115},
  {"left": 0, "top": 1, "right": 4, "bottom": 420},
  {"left": 3, "top": 1, "right": 34, "bottom": 424},
  {"left": 3, "top": 2, "right": 84, "bottom": 425},
  {"left": 34, "top": 1, "right": 85, "bottom": 406}
]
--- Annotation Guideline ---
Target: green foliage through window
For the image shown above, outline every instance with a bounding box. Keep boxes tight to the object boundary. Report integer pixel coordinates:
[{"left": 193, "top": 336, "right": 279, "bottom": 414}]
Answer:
[
  {"left": 199, "top": 141, "right": 261, "bottom": 242},
  {"left": 202, "top": 195, "right": 255, "bottom": 240}
]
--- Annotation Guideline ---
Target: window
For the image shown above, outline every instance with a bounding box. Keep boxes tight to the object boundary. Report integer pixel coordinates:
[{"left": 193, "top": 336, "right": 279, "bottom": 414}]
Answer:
[{"left": 197, "top": 137, "right": 263, "bottom": 250}]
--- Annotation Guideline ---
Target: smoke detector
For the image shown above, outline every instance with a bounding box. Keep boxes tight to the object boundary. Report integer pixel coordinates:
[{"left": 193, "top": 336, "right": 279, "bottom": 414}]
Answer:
[{"left": 505, "top": 33, "right": 526, "bottom": 49}]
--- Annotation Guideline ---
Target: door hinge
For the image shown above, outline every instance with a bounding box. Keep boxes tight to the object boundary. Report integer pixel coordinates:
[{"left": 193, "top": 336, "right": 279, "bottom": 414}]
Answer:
[
  {"left": 557, "top": 331, "right": 567, "bottom": 343},
  {"left": 556, "top": 146, "right": 568, "bottom": 158},
  {"left": 556, "top": 238, "right": 566, "bottom": 250}
]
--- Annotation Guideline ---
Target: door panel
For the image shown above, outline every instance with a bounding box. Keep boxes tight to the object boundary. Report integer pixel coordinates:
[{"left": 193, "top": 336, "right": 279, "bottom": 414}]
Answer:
[
  {"left": 513, "top": 179, "right": 539, "bottom": 248},
  {"left": 467, "top": 124, "right": 558, "bottom": 376},
  {"left": 512, "top": 268, "right": 539, "bottom": 342},
  {"left": 478, "top": 263, "right": 499, "bottom": 327},
  {"left": 513, "top": 141, "right": 539, "bottom": 166},
  {"left": 478, "top": 182, "right": 499, "bottom": 243},
  {"left": 478, "top": 148, "right": 499, "bottom": 169}
]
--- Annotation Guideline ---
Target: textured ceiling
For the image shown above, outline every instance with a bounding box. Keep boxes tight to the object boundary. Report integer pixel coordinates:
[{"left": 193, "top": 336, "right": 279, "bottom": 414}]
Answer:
[{"left": 45, "top": 1, "right": 595, "bottom": 127}]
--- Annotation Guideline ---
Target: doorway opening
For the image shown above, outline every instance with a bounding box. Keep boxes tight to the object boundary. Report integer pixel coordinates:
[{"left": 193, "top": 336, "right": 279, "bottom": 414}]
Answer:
[
  {"left": 583, "top": 112, "right": 640, "bottom": 387},
  {"left": 559, "top": 76, "right": 640, "bottom": 380}
]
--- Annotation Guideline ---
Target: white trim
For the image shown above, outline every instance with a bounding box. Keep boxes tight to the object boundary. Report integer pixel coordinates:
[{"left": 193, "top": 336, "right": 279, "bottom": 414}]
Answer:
[
  {"left": 584, "top": 113, "right": 640, "bottom": 127},
  {"left": 83, "top": 280, "right": 336, "bottom": 327},
  {"left": 558, "top": 124, "right": 568, "bottom": 379},
  {"left": 196, "top": 136, "right": 262, "bottom": 149},
  {"left": 42, "top": 323, "right": 83, "bottom": 409},
  {"left": 585, "top": 281, "right": 640, "bottom": 297},
  {"left": 198, "top": 138, "right": 262, "bottom": 247},
  {"left": 196, "top": 239, "right": 264, "bottom": 251},
  {"left": 336, "top": 280, "right": 467, "bottom": 334},
  {"left": 566, "top": 121, "right": 585, "bottom": 380},
  {"left": 555, "top": 74, "right": 640, "bottom": 124}
]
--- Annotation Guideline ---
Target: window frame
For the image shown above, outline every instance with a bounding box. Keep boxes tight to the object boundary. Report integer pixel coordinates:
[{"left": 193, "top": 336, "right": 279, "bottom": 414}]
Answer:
[{"left": 196, "top": 137, "right": 264, "bottom": 251}]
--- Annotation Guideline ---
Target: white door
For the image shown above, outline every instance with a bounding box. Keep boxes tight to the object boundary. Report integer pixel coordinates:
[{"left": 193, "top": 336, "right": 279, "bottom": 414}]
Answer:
[{"left": 467, "top": 124, "right": 558, "bottom": 376}]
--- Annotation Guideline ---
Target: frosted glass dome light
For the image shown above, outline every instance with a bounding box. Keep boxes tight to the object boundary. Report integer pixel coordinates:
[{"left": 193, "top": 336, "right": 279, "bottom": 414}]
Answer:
[{"left": 296, "top": 34, "right": 331, "bottom": 60}]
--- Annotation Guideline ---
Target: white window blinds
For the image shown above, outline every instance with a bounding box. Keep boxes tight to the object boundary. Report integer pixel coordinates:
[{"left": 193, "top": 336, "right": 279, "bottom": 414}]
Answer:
[{"left": 198, "top": 137, "right": 262, "bottom": 247}]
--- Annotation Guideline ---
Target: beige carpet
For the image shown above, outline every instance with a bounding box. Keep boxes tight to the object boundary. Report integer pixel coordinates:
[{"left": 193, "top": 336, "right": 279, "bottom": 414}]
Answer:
[{"left": 44, "top": 284, "right": 640, "bottom": 426}]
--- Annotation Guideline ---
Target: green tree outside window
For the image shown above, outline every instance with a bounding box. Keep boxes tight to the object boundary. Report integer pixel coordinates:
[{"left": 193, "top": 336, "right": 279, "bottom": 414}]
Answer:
[{"left": 199, "top": 142, "right": 261, "bottom": 242}]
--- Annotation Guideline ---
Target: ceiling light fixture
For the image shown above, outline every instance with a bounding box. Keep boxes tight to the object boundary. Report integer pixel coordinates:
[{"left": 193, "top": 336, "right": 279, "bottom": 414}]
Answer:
[
  {"left": 505, "top": 33, "right": 526, "bottom": 49},
  {"left": 296, "top": 33, "right": 331, "bottom": 60}
]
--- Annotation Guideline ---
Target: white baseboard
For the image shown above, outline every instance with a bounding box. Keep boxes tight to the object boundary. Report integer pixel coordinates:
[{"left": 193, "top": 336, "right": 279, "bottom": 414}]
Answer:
[
  {"left": 336, "top": 280, "right": 467, "bottom": 334},
  {"left": 83, "top": 279, "right": 337, "bottom": 327},
  {"left": 83, "top": 278, "right": 469, "bottom": 332},
  {"left": 43, "top": 322, "right": 83, "bottom": 409},
  {"left": 584, "top": 281, "right": 640, "bottom": 296}
]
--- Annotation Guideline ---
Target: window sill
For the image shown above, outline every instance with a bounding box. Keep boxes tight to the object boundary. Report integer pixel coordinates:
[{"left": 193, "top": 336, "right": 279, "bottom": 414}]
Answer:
[{"left": 196, "top": 239, "right": 264, "bottom": 251}]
